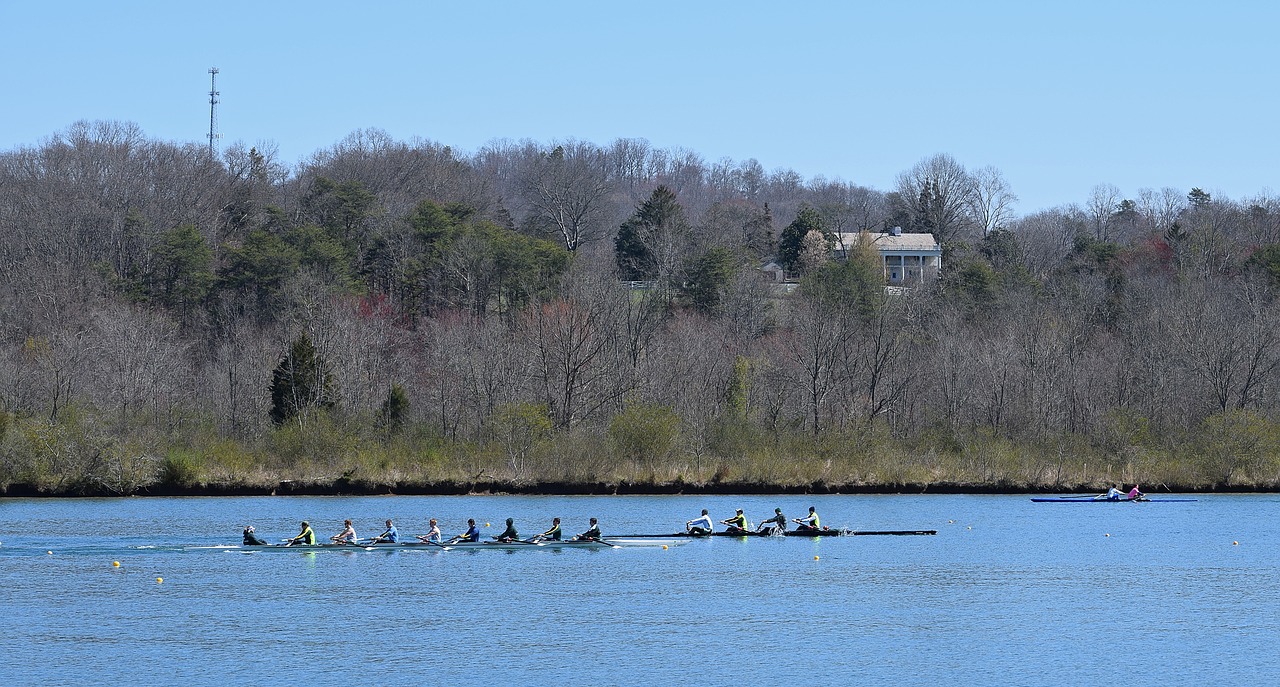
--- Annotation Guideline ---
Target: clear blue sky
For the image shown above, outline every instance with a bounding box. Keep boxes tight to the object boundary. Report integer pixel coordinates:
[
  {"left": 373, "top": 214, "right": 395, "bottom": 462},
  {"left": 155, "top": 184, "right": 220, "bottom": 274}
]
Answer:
[{"left": 3, "top": 1, "right": 1276, "bottom": 213}]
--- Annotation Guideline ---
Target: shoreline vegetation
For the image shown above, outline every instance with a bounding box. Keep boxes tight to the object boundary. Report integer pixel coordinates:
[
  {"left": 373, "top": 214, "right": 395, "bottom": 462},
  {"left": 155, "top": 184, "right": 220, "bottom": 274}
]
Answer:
[
  {"left": 2, "top": 409, "right": 1277, "bottom": 497},
  {"left": 5, "top": 124, "right": 1280, "bottom": 498}
]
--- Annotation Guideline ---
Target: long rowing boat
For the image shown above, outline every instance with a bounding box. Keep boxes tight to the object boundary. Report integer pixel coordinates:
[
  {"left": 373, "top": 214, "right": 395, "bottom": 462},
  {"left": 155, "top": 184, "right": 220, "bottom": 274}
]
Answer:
[
  {"left": 1030, "top": 497, "right": 1198, "bottom": 503},
  {"left": 612, "top": 528, "right": 937, "bottom": 538},
  {"left": 231, "top": 538, "right": 686, "bottom": 552}
]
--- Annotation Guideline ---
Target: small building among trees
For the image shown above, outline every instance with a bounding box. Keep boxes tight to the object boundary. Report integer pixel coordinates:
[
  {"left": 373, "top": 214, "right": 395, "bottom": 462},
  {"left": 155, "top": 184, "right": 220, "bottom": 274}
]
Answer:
[{"left": 836, "top": 228, "right": 942, "bottom": 285}]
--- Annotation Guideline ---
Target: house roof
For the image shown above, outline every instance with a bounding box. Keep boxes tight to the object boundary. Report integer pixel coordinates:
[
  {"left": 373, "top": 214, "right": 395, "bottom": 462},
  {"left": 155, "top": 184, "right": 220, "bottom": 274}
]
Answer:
[{"left": 836, "top": 231, "right": 941, "bottom": 254}]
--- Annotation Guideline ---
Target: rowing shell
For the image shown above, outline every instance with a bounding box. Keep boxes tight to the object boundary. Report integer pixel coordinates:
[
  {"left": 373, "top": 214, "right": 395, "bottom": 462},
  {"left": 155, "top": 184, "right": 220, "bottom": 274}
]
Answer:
[
  {"left": 612, "top": 528, "right": 937, "bottom": 538},
  {"left": 1030, "top": 497, "right": 1198, "bottom": 503},
  {"left": 228, "top": 538, "right": 686, "bottom": 552}
]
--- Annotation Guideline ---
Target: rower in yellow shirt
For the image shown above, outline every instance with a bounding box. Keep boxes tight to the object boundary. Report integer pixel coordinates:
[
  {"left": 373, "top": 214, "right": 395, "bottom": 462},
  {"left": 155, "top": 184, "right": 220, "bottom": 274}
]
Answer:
[
  {"left": 287, "top": 521, "right": 316, "bottom": 546},
  {"left": 720, "top": 509, "right": 748, "bottom": 533}
]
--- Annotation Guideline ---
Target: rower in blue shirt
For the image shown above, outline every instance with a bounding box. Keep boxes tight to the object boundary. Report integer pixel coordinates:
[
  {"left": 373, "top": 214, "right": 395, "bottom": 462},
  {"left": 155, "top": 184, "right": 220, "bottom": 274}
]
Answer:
[
  {"left": 369, "top": 519, "right": 399, "bottom": 544},
  {"left": 451, "top": 519, "right": 481, "bottom": 543}
]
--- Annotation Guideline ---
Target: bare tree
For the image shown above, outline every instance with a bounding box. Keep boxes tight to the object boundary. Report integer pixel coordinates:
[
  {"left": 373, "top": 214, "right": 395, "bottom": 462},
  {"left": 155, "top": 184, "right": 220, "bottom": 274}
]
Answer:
[
  {"left": 1011, "top": 209, "right": 1083, "bottom": 279},
  {"left": 85, "top": 302, "right": 190, "bottom": 428},
  {"left": 893, "top": 153, "right": 978, "bottom": 243},
  {"left": 1136, "top": 187, "right": 1185, "bottom": 234},
  {"left": 969, "top": 166, "right": 1019, "bottom": 235},
  {"left": 517, "top": 141, "right": 616, "bottom": 251},
  {"left": 523, "top": 285, "right": 627, "bottom": 429},
  {"left": 1085, "top": 183, "right": 1122, "bottom": 241}
]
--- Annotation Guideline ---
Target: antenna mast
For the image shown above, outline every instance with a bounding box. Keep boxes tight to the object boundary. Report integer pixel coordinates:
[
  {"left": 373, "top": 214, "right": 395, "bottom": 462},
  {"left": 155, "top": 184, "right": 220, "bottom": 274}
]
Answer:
[{"left": 207, "top": 67, "right": 220, "bottom": 158}]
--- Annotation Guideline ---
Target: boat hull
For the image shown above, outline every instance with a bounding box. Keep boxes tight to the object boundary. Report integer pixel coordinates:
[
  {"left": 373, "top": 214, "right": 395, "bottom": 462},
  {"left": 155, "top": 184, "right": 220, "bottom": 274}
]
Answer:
[
  {"left": 1030, "top": 497, "right": 1198, "bottom": 503},
  {"left": 612, "top": 528, "right": 936, "bottom": 538},
  {"left": 231, "top": 539, "right": 669, "bottom": 552}
]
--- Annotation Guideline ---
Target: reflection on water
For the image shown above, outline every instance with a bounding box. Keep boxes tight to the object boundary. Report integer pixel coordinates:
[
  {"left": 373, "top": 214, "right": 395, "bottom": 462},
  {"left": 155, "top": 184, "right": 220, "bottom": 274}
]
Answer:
[{"left": 1, "top": 494, "right": 1278, "bottom": 686}]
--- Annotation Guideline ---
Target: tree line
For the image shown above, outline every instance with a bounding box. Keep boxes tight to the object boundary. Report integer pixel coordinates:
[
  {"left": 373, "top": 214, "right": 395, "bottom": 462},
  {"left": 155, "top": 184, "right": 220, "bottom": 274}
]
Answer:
[{"left": 1, "top": 120, "right": 1278, "bottom": 494}]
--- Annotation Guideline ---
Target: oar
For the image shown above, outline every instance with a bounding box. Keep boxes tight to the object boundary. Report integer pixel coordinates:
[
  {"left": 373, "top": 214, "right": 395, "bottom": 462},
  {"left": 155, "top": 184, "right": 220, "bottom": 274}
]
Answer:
[
  {"left": 421, "top": 539, "right": 452, "bottom": 551},
  {"left": 360, "top": 538, "right": 390, "bottom": 550},
  {"left": 574, "top": 536, "right": 619, "bottom": 548}
]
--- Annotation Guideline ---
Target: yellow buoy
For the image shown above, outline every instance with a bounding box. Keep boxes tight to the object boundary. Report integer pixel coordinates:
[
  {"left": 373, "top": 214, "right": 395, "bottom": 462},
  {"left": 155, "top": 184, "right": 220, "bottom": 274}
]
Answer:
[
  {"left": 661, "top": 545, "right": 668, "bottom": 550},
  {"left": 485, "top": 523, "right": 490, "bottom": 527},
  {"left": 814, "top": 555, "right": 820, "bottom": 561},
  {"left": 1233, "top": 541, "right": 1239, "bottom": 546},
  {"left": 47, "top": 551, "right": 53, "bottom": 555},
  {"left": 112, "top": 561, "right": 120, "bottom": 567},
  {"left": 156, "top": 577, "right": 163, "bottom": 584}
]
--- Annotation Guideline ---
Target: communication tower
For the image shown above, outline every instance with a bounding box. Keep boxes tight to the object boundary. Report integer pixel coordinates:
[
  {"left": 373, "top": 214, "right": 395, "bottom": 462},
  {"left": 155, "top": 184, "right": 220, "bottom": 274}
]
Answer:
[{"left": 208, "top": 67, "right": 220, "bottom": 157}]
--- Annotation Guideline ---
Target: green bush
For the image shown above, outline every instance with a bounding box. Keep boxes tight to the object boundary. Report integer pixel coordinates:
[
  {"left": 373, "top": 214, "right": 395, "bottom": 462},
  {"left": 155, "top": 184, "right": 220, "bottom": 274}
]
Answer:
[
  {"left": 158, "top": 450, "right": 202, "bottom": 487},
  {"left": 608, "top": 403, "right": 681, "bottom": 471}
]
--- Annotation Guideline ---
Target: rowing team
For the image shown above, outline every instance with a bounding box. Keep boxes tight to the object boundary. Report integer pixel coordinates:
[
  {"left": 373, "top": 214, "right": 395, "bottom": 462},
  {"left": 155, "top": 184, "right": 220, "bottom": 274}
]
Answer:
[
  {"left": 241, "top": 516, "right": 602, "bottom": 547},
  {"left": 1098, "top": 485, "right": 1145, "bottom": 501},
  {"left": 686, "top": 506, "right": 821, "bottom": 535}
]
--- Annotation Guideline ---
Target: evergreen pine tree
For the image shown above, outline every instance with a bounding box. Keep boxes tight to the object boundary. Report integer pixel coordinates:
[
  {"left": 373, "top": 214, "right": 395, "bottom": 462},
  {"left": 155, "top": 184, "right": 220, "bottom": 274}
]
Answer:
[
  {"left": 378, "top": 383, "right": 410, "bottom": 430},
  {"left": 269, "top": 332, "right": 337, "bottom": 425}
]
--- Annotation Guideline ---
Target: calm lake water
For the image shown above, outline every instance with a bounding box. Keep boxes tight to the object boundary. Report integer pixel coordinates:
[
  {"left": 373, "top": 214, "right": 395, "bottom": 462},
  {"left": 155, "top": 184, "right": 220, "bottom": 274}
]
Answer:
[{"left": 1, "top": 493, "right": 1277, "bottom": 686}]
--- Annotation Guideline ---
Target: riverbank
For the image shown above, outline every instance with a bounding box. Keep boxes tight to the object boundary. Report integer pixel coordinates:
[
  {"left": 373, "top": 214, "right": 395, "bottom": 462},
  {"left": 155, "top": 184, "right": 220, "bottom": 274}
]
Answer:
[
  {"left": 4, "top": 408, "right": 1278, "bottom": 498},
  {"left": 1, "top": 479, "right": 1270, "bottom": 498}
]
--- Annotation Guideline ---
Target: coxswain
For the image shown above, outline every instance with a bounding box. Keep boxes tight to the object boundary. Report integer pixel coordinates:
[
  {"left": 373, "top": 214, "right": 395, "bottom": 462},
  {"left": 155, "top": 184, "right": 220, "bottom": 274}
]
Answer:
[
  {"left": 793, "top": 506, "right": 820, "bottom": 531},
  {"left": 720, "top": 509, "right": 748, "bottom": 533},
  {"left": 331, "top": 519, "right": 358, "bottom": 544},
  {"left": 756, "top": 508, "right": 787, "bottom": 534},
  {"left": 686, "top": 509, "right": 713, "bottom": 535},
  {"left": 369, "top": 519, "right": 399, "bottom": 545},
  {"left": 451, "top": 519, "right": 481, "bottom": 543},
  {"left": 574, "top": 517, "right": 601, "bottom": 541},
  {"left": 534, "top": 517, "right": 562, "bottom": 542},
  {"left": 242, "top": 525, "right": 267, "bottom": 546},
  {"left": 287, "top": 521, "right": 316, "bottom": 546},
  {"left": 495, "top": 518, "right": 520, "bottom": 542}
]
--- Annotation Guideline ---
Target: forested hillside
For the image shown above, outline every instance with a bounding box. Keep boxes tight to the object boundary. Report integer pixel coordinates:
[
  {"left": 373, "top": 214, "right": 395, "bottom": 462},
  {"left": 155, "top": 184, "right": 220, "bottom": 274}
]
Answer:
[{"left": 2, "top": 121, "right": 1278, "bottom": 495}]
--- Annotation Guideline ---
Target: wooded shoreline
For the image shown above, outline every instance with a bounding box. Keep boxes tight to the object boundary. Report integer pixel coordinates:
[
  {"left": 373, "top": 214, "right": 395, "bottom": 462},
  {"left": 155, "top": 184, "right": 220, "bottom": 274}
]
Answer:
[
  {"left": 5, "top": 125, "right": 1280, "bottom": 498},
  {"left": 1, "top": 479, "right": 1269, "bottom": 498}
]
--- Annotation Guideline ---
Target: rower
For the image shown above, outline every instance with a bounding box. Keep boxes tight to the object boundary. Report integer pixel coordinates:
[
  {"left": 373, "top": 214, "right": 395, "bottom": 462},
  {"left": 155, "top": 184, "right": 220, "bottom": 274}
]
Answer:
[
  {"left": 331, "top": 519, "right": 358, "bottom": 544},
  {"left": 793, "top": 506, "right": 820, "bottom": 531},
  {"left": 720, "top": 509, "right": 748, "bottom": 533},
  {"left": 416, "top": 518, "right": 442, "bottom": 543},
  {"left": 756, "top": 508, "right": 787, "bottom": 534},
  {"left": 534, "top": 517, "right": 562, "bottom": 542},
  {"left": 1127, "top": 484, "right": 1145, "bottom": 501},
  {"left": 1097, "top": 487, "right": 1124, "bottom": 501},
  {"left": 450, "top": 519, "right": 481, "bottom": 543},
  {"left": 242, "top": 525, "right": 267, "bottom": 546},
  {"left": 495, "top": 518, "right": 519, "bottom": 542},
  {"left": 369, "top": 519, "right": 399, "bottom": 545},
  {"left": 287, "top": 521, "right": 316, "bottom": 546},
  {"left": 686, "top": 509, "right": 713, "bottom": 535},
  {"left": 574, "top": 517, "right": 601, "bottom": 541}
]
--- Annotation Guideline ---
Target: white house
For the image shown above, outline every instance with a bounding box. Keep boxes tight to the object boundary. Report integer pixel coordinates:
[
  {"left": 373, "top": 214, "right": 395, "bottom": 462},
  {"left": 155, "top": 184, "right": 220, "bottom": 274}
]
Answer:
[{"left": 835, "top": 228, "right": 942, "bottom": 286}]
